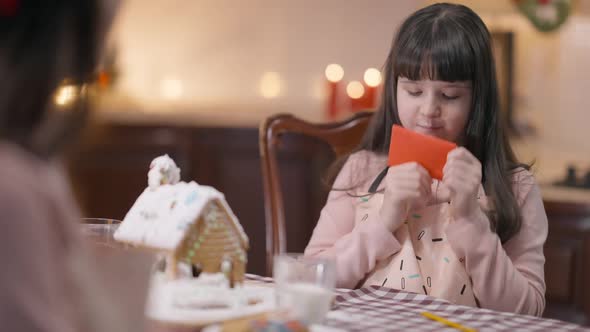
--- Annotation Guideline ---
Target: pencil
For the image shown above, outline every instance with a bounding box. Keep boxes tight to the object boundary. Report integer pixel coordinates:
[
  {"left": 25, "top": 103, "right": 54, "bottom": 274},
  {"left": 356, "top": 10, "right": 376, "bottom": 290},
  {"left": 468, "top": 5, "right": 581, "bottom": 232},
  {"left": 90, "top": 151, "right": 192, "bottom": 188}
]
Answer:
[{"left": 421, "top": 311, "right": 477, "bottom": 332}]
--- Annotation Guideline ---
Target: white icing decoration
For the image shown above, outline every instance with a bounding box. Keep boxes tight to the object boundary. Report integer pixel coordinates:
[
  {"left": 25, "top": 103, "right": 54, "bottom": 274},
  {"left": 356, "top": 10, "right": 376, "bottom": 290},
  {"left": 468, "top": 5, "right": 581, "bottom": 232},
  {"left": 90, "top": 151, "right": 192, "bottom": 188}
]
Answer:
[
  {"left": 148, "top": 154, "right": 181, "bottom": 190},
  {"left": 145, "top": 272, "right": 275, "bottom": 325},
  {"left": 115, "top": 156, "right": 249, "bottom": 255}
]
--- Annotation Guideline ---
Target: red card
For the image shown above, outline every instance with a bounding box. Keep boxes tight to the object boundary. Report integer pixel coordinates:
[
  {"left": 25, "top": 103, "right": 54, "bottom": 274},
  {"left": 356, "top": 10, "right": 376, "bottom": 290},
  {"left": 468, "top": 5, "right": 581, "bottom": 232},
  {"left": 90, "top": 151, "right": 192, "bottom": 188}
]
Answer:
[{"left": 388, "top": 125, "right": 456, "bottom": 180}]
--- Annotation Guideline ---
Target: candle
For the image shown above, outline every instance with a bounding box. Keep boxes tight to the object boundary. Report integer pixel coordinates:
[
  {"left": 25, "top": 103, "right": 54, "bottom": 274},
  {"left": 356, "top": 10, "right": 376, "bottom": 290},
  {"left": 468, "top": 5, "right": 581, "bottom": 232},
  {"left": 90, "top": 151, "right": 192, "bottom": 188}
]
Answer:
[{"left": 325, "top": 64, "right": 344, "bottom": 119}]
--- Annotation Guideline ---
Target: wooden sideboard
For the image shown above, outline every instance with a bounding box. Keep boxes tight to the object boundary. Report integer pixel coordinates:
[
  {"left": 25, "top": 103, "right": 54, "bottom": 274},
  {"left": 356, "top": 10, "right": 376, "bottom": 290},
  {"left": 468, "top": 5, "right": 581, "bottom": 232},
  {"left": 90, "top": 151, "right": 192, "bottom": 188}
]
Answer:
[
  {"left": 543, "top": 200, "right": 590, "bottom": 325},
  {"left": 66, "top": 122, "right": 590, "bottom": 325}
]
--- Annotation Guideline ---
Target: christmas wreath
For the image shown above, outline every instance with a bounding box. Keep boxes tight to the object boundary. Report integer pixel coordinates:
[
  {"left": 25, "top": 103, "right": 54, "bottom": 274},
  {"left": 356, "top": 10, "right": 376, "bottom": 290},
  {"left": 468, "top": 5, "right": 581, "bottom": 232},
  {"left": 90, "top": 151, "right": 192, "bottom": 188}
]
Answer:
[{"left": 513, "top": 0, "right": 572, "bottom": 32}]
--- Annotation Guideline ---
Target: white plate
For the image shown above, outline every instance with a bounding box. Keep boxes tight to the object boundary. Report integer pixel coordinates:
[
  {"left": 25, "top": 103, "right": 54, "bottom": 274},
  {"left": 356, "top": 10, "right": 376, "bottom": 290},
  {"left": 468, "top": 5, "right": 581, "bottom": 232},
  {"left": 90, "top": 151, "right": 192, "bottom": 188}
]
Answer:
[{"left": 146, "top": 273, "right": 276, "bottom": 326}]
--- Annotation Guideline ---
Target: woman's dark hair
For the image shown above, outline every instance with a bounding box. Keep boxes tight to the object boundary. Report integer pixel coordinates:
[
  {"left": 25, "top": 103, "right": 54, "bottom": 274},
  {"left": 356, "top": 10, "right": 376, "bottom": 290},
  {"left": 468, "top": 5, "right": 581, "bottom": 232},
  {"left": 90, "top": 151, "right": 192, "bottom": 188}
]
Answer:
[
  {"left": 0, "top": 1, "right": 104, "bottom": 157},
  {"left": 328, "top": 3, "right": 529, "bottom": 243}
]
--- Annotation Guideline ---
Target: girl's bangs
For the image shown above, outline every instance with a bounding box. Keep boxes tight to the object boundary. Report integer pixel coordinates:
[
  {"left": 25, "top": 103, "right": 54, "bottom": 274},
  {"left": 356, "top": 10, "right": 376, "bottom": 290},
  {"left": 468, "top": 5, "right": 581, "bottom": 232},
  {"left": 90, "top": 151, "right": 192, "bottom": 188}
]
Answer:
[{"left": 394, "top": 25, "right": 475, "bottom": 82}]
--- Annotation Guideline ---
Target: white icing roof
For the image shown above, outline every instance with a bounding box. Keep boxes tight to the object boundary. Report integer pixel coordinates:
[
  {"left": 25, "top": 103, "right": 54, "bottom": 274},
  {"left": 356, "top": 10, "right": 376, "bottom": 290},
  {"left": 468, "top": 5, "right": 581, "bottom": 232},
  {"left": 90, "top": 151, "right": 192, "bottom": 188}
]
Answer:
[{"left": 114, "top": 181, "right": 248, "bottom": 251}]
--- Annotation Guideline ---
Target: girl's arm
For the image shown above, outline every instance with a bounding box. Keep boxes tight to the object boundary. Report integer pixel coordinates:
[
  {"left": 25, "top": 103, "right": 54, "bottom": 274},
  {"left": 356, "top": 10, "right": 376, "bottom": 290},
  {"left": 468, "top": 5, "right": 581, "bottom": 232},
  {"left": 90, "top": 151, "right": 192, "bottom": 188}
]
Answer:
[
  {"left": 304, "top": 152, "right": 402, "bottom": 288},
  {"left": 445, "top": 171, "right": 547, "bottom": 316}
]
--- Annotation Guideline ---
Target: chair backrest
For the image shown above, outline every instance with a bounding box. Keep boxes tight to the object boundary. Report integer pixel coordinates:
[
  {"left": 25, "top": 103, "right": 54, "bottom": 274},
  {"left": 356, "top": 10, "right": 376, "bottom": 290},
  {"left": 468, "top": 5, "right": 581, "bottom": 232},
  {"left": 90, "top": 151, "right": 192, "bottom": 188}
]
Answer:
[{"left": 259, "top": 112, "right": 373, "bottom": 275}]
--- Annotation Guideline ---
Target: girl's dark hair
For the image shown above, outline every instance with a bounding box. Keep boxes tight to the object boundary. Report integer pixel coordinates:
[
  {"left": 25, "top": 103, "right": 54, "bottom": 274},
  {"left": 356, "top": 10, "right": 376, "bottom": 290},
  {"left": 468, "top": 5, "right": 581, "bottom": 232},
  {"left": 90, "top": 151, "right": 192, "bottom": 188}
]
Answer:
[
  {"left": 0, "top": 1, "right": 104, "bottom": 157},
  {"left": 328, "top": 3, "right": 529, "bottom": 243}
]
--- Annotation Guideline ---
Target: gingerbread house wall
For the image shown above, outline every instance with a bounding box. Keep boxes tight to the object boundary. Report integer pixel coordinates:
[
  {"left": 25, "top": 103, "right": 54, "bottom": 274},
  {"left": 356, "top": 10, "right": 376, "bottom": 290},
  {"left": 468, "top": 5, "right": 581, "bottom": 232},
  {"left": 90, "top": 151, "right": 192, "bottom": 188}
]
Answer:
[{"left": 175, "top": 200, "right": 247, "bottom": 285}]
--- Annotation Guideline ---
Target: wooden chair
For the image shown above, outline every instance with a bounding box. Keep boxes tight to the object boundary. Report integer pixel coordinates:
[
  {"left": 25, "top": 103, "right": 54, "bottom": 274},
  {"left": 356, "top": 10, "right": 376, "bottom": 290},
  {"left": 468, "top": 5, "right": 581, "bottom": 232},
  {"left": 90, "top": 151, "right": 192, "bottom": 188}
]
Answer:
[{"left": 259, "top": 112, "right": 374, "bottom": 276}]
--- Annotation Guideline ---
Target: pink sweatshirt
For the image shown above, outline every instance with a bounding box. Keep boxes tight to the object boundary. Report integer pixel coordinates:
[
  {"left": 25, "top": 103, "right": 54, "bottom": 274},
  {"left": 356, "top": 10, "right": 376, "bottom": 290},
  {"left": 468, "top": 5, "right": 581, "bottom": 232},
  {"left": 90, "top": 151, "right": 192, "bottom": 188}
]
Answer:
[{"left": 305, "top": 151, "right": 547, "bottom": 316}]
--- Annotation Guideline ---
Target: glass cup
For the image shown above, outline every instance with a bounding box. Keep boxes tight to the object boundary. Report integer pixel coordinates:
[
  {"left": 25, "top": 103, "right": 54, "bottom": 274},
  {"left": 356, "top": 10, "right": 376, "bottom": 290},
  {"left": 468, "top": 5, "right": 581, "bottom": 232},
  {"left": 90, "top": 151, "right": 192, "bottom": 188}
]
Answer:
[
  {"left": 273, "top": 253, "right": 336, "bottom": 325},
  {"left": 80, "top": 218, "right": 124, "bottom": 249}
]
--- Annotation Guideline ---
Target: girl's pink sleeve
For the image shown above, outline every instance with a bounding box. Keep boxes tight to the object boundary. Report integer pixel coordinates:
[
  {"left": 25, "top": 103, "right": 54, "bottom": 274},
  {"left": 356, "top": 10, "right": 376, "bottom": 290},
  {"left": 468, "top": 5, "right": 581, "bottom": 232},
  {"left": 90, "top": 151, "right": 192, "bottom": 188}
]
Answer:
[
  {"left": 445, "top": 171, "right": 547, "bottom": 316},
  {"left": 304, "top": 153, "right": 401, "bottom": 288}
]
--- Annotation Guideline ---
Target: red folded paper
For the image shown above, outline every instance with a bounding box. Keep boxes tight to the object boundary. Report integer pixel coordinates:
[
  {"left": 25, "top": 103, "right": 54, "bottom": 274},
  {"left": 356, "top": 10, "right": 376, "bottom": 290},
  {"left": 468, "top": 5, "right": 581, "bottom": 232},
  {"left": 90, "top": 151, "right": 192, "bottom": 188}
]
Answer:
[{"left": 388, "top": 124, "right": 456, "bottom": 180}]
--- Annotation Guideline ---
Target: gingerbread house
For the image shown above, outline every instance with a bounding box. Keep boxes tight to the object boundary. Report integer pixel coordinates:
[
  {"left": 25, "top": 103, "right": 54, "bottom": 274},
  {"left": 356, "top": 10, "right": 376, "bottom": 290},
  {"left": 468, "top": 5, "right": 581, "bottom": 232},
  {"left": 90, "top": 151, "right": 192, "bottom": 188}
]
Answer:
[{"left": 114, "top": 156, "right": 249, "bottom": 287}]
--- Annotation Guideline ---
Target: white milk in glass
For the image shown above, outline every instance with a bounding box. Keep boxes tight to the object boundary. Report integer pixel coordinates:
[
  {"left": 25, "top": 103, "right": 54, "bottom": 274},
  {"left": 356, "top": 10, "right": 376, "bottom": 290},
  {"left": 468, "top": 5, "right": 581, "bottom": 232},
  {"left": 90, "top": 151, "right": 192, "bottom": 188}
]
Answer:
[{"left": 276, "top": 282, "right": 334, "bottom": 324}]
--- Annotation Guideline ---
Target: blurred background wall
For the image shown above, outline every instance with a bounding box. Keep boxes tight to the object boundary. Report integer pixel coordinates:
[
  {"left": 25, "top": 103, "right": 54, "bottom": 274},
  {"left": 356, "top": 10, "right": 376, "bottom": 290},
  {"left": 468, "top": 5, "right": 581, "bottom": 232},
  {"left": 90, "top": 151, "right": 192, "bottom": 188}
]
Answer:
[
  {"left": 97, "top": 0, "right": 590, "bottom": 182},
  {"left": 107, "top": 0, "right": 415, "bottom": 121}
]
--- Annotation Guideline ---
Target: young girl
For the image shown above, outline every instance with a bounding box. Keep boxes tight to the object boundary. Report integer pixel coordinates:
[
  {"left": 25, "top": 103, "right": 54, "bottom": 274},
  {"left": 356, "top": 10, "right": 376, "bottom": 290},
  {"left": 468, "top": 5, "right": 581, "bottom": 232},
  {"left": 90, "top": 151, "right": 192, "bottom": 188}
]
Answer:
[{"left": 305, "top": 3, "right": 547, "bottom": 316}]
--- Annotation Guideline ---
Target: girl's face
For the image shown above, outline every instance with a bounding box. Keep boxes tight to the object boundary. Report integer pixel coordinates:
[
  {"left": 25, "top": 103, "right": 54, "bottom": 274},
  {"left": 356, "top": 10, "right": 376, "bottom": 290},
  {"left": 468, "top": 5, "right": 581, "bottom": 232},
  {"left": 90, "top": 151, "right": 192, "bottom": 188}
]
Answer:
[{"left": 396, "top": 77, "right": 472, "bottom": 144}]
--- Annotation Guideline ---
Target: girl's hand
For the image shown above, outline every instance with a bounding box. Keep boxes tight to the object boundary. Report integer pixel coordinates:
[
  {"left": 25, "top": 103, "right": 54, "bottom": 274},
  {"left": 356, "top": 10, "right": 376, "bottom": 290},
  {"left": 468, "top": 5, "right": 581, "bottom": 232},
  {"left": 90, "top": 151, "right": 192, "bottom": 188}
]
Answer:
[
  {"left": 439, "top": 147, "right": 482, "bottom": 220},
  {"left": 379, "top": 162, "right": 432, "bottom": 233}
]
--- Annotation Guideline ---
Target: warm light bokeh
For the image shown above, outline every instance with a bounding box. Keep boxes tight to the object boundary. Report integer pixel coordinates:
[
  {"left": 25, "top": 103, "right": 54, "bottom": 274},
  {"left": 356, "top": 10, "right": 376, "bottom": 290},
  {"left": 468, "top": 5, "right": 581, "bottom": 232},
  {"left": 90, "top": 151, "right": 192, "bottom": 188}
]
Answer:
[
  {"left": 54, "top": 85, "right": 78, "bottom": 107},
  {"left": 364, "top": 68, "right": 382, "bottom": 87},
  {"left": 160, "top": 78, "right": 183, "bottom": 100},
  {"left": 259, "top": 72, "right": 282, "bottom": 99},
  {"left": 325, "top": 64, "right": 345, "bottom": 83},
  {"left": 346, "top": 81, "right": 365, "bottom": 99}
]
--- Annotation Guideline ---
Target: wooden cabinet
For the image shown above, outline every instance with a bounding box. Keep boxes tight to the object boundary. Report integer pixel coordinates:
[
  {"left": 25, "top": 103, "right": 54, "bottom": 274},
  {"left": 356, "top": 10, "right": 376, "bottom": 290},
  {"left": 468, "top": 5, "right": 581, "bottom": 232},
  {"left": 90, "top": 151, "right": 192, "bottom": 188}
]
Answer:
[
  {"left": 66, "top": 122, "right": 590, "bottom": 326},
  {"left": 542, "top": 201, "right": 590, "bottom": 325}
]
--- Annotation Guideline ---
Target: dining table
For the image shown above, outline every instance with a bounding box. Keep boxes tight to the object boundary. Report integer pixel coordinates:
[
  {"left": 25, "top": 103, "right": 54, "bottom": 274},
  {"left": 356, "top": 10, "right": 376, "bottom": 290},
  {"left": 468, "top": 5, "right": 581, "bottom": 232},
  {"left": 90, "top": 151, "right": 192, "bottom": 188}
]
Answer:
[
  {"left": 147, "top": 274, "right": 588, "bottom": 332},
  {"left": 81, "top": 221, "right": 587, "bottom": 331}
]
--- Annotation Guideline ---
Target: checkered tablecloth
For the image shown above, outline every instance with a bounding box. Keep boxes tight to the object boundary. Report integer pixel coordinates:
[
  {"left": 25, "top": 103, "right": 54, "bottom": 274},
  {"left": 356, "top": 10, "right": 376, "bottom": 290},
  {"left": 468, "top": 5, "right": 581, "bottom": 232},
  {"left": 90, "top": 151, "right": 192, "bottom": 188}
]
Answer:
[{"left": 245, "top": 274, "right": 587, "bottom": 332}]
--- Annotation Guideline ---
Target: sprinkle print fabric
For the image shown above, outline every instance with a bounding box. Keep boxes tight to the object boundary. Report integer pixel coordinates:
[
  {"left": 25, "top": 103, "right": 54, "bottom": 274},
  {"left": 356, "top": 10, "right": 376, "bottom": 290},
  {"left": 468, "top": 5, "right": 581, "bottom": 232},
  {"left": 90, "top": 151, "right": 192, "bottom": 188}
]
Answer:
[{"left": 355, "top": 182, "right": 484, "bottom": 307}]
